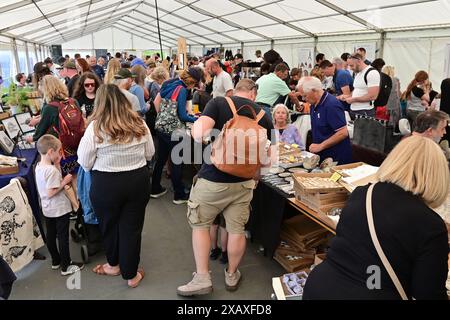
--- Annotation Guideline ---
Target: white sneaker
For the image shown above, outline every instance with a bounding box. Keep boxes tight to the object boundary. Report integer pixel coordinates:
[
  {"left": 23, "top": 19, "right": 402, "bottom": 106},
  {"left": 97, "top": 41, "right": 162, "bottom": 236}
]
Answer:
[{"left": 61, "top": 262, "right": 84, "bottom": 276}]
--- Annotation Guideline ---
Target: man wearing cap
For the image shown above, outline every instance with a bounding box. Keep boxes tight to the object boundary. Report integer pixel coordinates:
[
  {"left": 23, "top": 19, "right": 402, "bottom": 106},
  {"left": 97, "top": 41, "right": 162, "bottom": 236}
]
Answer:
[
  {"left": 130, "top": 57, "right": 147, "bottom": 69},
  {"left": 89, "top": 56, "right": 104, "bottom": 80},
  {"left": 112, "top": 68, "right": 141, "bottom": 114},
  {"left": 60, "top": 59, "right": 79, "bottom": 97}
]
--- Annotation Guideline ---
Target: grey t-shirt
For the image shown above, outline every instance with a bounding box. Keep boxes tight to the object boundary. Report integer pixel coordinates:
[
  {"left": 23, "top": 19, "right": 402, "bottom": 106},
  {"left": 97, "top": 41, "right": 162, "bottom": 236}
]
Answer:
[
  {"left": 212, "top": 71, "right": 234, "bottom": 98},
  {"left": 35, "top": 163, "right": 72, "bottom": 218}
]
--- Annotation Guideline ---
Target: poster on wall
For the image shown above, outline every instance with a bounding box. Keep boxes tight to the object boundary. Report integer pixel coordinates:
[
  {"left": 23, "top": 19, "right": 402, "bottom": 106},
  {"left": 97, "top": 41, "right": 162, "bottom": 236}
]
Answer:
[
  {"left": 444, "top": 44, "right": 450, "bottom": 78},
  {"left": 352, "top": 43, "right": 377, "bottom": 62},
  {"left": 298, "top": 47, "right": 314, "bottom": 75}
]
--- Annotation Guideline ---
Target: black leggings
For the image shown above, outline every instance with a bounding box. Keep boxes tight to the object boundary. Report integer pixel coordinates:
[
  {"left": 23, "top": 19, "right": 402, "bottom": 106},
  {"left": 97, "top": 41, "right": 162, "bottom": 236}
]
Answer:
[{"left": 90, "top": 166, "right": 151, "bottom": 280}]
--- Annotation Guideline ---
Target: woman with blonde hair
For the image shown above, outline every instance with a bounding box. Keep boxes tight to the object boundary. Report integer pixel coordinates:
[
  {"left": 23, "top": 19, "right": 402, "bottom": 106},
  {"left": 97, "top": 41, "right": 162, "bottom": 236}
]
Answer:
[
  {"left": 130, "top": 65, "right": 150, "bottom": 116},
  {"left": 27, "top": 75, "right": 82, "bottom": 176},
  {"left": 77, "top": 84, "right": 154, "bottom": 288},
  {"left": 383, "top": 66, "right": 401, "bottom": 130},
  {"left": 272, "top": 104, "right": 304, "bottom": 148},
  {"left": 103, "top": 58, "right": 121, "bottom": 84},
  {"left": 304, "top": 135, "right": 449, "bottom": 300},
  {"left": 146, "top": 66, "right": 170, "bottom": 134},
  {"left": 151, "top": 67, "right": 204, "bottom": 204}
]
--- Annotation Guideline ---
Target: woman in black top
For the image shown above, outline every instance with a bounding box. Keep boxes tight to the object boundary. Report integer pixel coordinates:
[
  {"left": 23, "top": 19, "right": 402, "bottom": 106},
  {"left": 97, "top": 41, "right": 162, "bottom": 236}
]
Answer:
[
  {"left": 72, "top": 72, "right": 101, "bottom": 118},
  {"left": 303, "top": 136, "right": 449, "bottom": 300}
]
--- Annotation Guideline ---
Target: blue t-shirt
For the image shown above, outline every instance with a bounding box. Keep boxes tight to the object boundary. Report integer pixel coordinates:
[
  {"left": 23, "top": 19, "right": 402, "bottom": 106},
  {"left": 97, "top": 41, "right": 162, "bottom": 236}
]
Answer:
[
  {"left": 310, "top": 92, "right": 352, "bottom": 165},
  {"left": 334, "top": 69, "right": 353, "bottom": 112}
]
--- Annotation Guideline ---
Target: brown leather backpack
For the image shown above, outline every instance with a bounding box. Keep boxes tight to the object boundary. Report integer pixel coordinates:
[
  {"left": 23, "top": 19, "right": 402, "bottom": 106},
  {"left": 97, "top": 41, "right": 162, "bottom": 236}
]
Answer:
[{"left": 211, "top": 97, "right": 269, "bottom": 179}]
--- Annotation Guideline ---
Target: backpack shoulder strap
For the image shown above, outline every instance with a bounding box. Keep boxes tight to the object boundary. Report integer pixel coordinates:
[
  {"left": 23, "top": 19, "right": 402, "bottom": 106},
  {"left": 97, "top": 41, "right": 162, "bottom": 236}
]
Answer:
[
  {"left": 255, "top": 109, "right": 266, "bottom": 123},
  {"left": 364, "top": 67, "right": 378, "bottom": 86},
  {"left": 171, "top": 85, "right": 184, "bottom": 101},
  {"left": 225, "top": 97, "right": 238, "bottom": 115},
  {"left": 366, "top": 183, "right": 409, "bottom": 300}
]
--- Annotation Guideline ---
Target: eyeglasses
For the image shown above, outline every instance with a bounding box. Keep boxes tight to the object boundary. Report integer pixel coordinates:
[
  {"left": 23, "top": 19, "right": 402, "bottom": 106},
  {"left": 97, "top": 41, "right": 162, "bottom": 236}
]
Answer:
[{"left": 84, "top": 83, "right": 95, "bottom": 88}]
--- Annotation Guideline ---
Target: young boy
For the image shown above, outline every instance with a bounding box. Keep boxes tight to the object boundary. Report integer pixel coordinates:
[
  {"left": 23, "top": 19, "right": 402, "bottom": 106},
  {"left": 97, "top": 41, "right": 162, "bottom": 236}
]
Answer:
[{"left": 35, "top": 135, "right": 84, "bottom": 276}]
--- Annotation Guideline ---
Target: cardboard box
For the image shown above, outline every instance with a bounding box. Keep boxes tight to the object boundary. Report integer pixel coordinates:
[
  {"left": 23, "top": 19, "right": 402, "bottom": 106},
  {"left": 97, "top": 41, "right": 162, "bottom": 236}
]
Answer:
[{"left": 272, "top": 269, "right": 310, "bottom": 300}]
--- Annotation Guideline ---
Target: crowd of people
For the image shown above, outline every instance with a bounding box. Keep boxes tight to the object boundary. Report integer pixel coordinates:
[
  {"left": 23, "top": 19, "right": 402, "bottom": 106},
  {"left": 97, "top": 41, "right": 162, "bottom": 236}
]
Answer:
[{"left": 4, "top": 45, "right": 449, "bottom": 299}]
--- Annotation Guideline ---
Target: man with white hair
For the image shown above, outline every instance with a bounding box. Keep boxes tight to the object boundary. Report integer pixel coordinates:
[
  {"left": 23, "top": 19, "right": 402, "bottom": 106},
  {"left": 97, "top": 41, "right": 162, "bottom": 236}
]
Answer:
[{"left": 297, "top": 77, "right": 352, "bottom": 164}]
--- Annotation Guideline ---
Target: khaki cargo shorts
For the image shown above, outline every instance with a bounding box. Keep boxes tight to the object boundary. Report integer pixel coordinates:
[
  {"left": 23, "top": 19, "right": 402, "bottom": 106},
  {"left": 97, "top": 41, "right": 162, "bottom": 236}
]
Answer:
[{"left": 187, "top": 178, "right": 255, "bottom": 234}]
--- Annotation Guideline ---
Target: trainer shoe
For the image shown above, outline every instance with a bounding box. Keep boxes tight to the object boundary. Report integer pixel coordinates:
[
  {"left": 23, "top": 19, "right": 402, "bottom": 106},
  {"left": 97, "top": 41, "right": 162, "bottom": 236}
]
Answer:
[
  {"left": 177, "top": 272, "right": 213, "bottom": 297},
  {"left": 51, "top": 264, "right": 60, "bottom": 270},
  {"left": 151, "top": 187, "right": 168, "bottom": 199},
  {"left": 61, "top": 262, "right": 84, "bottom": 276},
  {"left": 224, "top": 268, "right": 241, "bottom": 292},
  {"left": 173, "top": 193, "right": 189, "bottom": 205}
]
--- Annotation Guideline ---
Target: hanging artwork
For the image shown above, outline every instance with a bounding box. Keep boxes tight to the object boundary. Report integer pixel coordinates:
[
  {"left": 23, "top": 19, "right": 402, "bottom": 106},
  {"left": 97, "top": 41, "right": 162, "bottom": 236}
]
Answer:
[
  {"left": 298, "top": 47, "right": 314, "bottom": 75},
  {"left": 0, "top": 179, "right": 44, "bottom": 272}
]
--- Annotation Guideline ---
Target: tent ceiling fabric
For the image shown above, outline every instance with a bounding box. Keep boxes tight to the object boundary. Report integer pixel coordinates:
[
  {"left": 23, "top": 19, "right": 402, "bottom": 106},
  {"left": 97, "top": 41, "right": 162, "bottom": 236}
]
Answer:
[{"left": 1, "top": 0, "right": 450, "bottom": 46}]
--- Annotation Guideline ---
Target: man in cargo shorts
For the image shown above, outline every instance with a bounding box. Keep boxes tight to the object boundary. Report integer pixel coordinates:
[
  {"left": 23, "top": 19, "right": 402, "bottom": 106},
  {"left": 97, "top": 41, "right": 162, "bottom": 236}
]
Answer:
[{"left": 177, "top": 79, "right": 274, "bottom": 296}]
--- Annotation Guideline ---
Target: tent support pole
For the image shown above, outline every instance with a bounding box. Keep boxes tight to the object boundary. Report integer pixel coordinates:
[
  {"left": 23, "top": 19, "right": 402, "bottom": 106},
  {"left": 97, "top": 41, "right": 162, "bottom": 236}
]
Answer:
[
  {"left": 271, "top": 40, "right": 274, "bottom": 50},
  {"left": 34, "top": 43, "right": 39, "bottom": 64},
  {"left": 241, "top": 42, "right": 244, "bottom": 56},
  {"left": 92, "top": 34, "right": 95, "bottom": 56},
  {"left": 24, "top": 41, "right": 31, "bottom": 75},
  {"left": 378, "top": 32, "right": 386, "bottom": 59},
  {"left": 11, "top": 38, "right": 20, "bottom": 74},
  {"left": 313, "top": 36, "right": 319, "bottom": 58}
]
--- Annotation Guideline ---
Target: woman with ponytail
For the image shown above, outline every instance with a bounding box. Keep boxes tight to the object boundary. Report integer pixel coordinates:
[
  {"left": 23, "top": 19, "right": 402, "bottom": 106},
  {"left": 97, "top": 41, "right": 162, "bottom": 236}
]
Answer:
[{"left": 401, "top": 71, "right": 430, "bottom": 128}]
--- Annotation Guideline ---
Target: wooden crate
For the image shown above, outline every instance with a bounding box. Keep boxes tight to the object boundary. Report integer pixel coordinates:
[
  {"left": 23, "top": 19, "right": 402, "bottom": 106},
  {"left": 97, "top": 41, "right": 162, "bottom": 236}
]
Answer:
[
  {"left": 0, "top": 165, "right": 19, "bottom": 175},
  {"left": 331, "top": 162, "right": 378, "bottom": 193},
  {"left": 293, "top": 172, "right": 347, "bottom": 194},
  {"left": 330, "top": 162, "right": 367, "bottom": 177},
  {"left": 299, "top": 191, "right": 348, "bottom": 213}
]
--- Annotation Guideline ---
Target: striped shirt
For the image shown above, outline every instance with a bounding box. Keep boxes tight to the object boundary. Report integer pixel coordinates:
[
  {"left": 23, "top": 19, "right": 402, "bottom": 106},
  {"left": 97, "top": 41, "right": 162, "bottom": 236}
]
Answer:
[{"left": 77, "top": 120, "right": 155, "bottom": 172}]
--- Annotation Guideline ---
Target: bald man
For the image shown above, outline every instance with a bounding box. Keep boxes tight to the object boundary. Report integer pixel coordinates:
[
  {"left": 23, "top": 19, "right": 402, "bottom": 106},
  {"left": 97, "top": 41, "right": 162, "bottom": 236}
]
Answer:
[{"left": 205, "top": 58, "right": 234, "bottom": 98}]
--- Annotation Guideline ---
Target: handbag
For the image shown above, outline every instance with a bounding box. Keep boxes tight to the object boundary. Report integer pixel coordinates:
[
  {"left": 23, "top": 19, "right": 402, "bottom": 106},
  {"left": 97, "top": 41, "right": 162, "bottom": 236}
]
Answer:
[
  {"left": 155, "top": 85, "right": 185, "bottom": 134},
  {"left": 366, "top": 183, "right": 409, "bottom": 300}
]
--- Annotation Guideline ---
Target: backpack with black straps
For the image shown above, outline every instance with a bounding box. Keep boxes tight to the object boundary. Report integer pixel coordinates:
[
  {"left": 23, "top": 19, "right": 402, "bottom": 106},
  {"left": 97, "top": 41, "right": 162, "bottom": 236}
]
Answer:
[
  {"left": 48, "top": 98, "right": 85, "bottom": 150},
  {"left": 363, "top": 67, "right": 392, "bottom": 107}
]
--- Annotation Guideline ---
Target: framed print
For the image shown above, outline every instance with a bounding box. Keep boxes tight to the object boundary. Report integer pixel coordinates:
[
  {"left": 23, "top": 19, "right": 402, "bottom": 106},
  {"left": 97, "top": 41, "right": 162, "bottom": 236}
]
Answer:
[
  {"left": 0, "top": 130, "right": 15, "bottom": 154},
  {"left": 14, "top": 112, "right": 35, "bottom": 134},
  {"left": 1, "top": 117, "right": 21, "bottom": 139}
]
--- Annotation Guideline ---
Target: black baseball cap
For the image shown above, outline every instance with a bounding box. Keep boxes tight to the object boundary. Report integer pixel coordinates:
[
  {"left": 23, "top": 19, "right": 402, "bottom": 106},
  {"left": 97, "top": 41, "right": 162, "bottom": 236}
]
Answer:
[
  {"left": 114, "top": 68, "right": 136, "bottom": 79},
  {"left": 187, "top": 67, "right": 205, "bottom": 85}
]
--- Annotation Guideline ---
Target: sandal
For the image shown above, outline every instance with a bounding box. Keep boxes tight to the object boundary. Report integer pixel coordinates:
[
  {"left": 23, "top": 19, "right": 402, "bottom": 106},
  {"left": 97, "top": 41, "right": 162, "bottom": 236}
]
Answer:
[
  {"left": 92, "top": 264, "right": 121, "bottom": 276},
  {"left": 128, "top": 269, "right": 145, "bottom": 288}
]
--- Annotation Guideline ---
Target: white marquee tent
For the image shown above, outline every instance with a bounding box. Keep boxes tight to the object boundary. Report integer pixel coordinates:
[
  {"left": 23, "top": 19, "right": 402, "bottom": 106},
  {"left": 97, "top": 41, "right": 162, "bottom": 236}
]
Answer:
[{"left": 2, "top": 0, "right": 450, "bottom": 88}]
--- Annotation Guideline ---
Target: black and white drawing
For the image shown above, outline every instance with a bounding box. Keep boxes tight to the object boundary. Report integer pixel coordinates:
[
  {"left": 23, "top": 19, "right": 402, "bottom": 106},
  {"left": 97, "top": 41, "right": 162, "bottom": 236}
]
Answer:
[
  {"left": 4, "top": 246, "right": 27, "bottom": 265},
  {"left": 0, "top": 196, "right": 26, "bottom": 246},
  {"left": 15, "top": 113, "right": 35, "bottom": 134},
  {"left": 0, "top": 130, "right": 15, "bottom": 154},
  {"left": 1, "top": 117, "right": 21, "bottom": 139}
]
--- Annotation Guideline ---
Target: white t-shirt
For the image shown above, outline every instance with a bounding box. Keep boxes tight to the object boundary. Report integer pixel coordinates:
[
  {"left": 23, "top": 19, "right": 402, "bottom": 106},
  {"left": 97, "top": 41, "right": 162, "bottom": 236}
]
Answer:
[
  {"left": 351, "top": 66, "right": 380, "bottom": 111},
  {"left": 120, "top": 88, "right": 141, "bottom": 113},
  {"left": 35, "top": 163, "right": 72, "bottom": 218},
  {"left": 212, "top": 71, "right": 234, "bottom": 98}
]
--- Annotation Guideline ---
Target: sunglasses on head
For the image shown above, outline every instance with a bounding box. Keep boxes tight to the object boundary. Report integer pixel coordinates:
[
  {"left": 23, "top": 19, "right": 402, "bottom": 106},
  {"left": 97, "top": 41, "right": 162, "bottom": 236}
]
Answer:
[{"left": 84, "top": 83, "right": 95, "bottom": 88}]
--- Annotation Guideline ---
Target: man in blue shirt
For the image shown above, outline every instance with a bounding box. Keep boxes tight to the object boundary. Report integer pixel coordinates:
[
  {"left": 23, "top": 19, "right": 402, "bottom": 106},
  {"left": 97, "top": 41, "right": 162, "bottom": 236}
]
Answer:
[
  {"left": 320, "top": 59, "right": 353, "bottom": 112},
  {"left": 297, "top": 77, "right": 353, "bottom": 165},
  {"left": 89, "top": 56, "right": 105, "bottom": 80}
]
